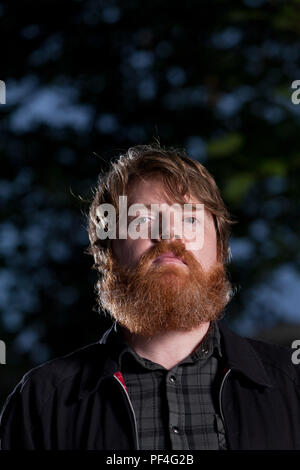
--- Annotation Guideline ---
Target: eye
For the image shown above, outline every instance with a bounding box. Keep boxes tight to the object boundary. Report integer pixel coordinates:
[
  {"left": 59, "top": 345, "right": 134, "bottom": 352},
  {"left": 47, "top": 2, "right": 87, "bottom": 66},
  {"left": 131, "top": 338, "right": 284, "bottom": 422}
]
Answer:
[
  {"left": 184, "top": 216, "right": 199, "bottom": 224},
  {"left": 134, "top": 216, "right": 152, "bottom": 225}
]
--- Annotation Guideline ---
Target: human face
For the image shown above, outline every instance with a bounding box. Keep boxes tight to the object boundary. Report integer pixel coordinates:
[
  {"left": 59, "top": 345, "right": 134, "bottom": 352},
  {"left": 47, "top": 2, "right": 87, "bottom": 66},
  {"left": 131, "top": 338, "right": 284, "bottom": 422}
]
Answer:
[
  {"left": 111, "top": 176, "right": 218, "bottom": 271},
  {"left": 99, "top": 175, "right": 231, "bottom": 336}
]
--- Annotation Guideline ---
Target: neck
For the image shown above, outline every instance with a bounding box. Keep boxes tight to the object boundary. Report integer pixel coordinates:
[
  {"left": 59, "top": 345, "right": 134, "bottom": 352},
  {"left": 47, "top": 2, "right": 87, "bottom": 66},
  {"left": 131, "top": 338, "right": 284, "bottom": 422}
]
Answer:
[{"left": 120, "top": 322, "right": 211, "bottom": 370}]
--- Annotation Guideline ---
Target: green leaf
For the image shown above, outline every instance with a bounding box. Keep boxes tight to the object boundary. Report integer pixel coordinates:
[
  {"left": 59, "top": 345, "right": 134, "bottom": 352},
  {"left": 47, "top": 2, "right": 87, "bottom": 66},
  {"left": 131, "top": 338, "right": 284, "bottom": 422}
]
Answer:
[
  {"left": 259, "top": 159, "right": 287, "bottom": 176},
  {"left": 224, "top": 173, "right": 255, "bottom": 203},
  {"left": 207, "top": 133, "right": 244, "bottom": 158}
]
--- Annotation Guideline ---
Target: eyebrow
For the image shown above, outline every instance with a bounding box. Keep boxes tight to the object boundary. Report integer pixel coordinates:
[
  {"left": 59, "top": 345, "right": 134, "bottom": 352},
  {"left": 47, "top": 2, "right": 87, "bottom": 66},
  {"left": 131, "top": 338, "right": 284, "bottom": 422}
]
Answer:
[
  {"left": 133, "top": 203, "right": 202, "bottom": 209},
  {"left": 126, "top": 202, "right": 203, "bottom": 219}
]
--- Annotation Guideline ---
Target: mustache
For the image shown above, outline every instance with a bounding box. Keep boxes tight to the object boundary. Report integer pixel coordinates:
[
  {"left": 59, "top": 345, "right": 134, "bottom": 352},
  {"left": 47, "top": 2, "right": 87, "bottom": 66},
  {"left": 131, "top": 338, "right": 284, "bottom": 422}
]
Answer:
[{"left": 137, "top": 239, "right": 190, "bottom": 268}]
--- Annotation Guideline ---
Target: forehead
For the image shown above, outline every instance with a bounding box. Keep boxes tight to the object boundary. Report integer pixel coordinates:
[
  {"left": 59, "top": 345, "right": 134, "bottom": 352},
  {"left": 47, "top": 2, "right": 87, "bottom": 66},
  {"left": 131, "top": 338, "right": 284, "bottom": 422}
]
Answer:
[
  {"left": 127, "top": 175, "right": 197, "bottom": 206},
  {"left": 126, "top": 175, "right": 216, "bottom": 226}
]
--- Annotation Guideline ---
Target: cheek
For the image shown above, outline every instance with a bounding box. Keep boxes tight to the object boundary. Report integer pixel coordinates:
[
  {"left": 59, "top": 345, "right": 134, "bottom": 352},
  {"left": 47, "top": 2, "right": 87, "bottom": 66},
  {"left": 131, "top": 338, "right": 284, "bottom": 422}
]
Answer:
[
  {"left": 205, "top": 239, "right": 217, "bottom": 263},
  {"left": 206, "top": 227, "right": 217, "bottom": 253},
  {"left": 112, "top": 238, "right": 151, "bottom": 267},
  {"left": 192, "top": 231, "right": 217, "bottom": 270},
  {"left": 112, "top": 239, "right": 131, "bottom": 264},
  {"left": 128, "top": 239, "right": 152, "bottom": 265}
]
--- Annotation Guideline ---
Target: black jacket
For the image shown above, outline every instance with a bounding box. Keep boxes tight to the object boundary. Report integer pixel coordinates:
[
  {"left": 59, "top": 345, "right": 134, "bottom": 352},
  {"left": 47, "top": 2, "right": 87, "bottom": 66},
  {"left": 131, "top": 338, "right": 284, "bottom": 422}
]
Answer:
[{"left": 0, "top": 321, "right": 300, "bottom": 450}]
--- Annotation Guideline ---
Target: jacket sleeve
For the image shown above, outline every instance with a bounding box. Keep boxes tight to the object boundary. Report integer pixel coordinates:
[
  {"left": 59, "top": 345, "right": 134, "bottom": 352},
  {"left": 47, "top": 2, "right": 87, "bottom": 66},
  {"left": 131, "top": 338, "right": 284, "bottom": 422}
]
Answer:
[{"left": 0, "top": 372, "right": 45, "bottom": 450}]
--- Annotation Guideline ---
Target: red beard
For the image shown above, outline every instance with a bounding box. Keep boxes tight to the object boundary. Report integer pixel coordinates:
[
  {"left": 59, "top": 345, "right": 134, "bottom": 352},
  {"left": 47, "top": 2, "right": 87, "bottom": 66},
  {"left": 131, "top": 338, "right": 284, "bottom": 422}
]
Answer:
[{"left": 98, "top": 239, "right": 232, "bottom": 337}]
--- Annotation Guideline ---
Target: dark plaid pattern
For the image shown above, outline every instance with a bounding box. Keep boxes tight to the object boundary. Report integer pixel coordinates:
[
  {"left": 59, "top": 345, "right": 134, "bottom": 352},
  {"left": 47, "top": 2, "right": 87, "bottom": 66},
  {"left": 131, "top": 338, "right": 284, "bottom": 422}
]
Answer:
[{"left": 104, "top": 320, "right": 227, "bottom": 450}]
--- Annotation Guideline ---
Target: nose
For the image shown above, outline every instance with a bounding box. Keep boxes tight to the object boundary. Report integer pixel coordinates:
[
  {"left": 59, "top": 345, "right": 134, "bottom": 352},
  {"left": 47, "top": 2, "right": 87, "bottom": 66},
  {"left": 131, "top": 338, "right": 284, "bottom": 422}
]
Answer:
[{"left": 154, "top": 211, "right": 182, "bottom": 242}]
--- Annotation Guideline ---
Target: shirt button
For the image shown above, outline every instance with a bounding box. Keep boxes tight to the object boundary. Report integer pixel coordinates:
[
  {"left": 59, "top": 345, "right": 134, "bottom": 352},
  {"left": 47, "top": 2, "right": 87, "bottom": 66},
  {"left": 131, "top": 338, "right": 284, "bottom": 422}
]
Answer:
[
  {"left": 172, "top": 426, "right": 180, "bottom": 434},
  {"left": 169, "top": 375, "right": 176, "bottom": 383},
  {"left": 201, "top": 348, "right": 209, "bottom": 354}
]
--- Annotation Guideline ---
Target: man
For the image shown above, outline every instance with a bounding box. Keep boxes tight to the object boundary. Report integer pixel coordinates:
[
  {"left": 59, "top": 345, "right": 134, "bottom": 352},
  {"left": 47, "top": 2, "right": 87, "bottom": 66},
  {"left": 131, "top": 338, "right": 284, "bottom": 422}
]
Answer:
[{"left": 0, "top": 143, "right": 300, "bottom": 450}]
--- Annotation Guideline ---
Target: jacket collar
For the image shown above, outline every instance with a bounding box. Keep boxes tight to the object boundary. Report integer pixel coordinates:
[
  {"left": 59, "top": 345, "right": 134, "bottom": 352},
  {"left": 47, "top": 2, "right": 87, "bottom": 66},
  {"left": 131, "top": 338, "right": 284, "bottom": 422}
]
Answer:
[
  {"left": 78, "top": 319, "right": 273, "bottom": 400},
  {"left": 77, "top": 323, "right": 120, "bottom": 400},
  {"left": 218, "top": 320, "right": 274, "bottom": 388}
]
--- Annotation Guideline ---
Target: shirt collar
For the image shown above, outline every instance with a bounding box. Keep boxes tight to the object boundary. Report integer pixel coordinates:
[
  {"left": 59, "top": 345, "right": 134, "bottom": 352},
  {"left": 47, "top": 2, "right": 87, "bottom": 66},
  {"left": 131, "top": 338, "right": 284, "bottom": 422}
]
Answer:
[
  {"left": 101, "top": 320, "right": 223, "bottom": 371},
  {"left": 77, "top": 318, "right": 274, "bottom": 400},
  {"left": 102, "top": 319, "right": 274, "bottom": 387}
]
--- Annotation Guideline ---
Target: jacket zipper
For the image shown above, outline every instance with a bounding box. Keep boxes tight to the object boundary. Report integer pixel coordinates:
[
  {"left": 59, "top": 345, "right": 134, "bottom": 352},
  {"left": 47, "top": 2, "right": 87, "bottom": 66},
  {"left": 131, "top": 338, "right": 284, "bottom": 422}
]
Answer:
[
  {"left": 114, "top": 368, "right": 231, "bottom": 451},
  {"left": 218, "top": 368, "right": 231, "bottom": 447},
  {"left": 113, "top": 374, "right": 140, "bottom": 450}
]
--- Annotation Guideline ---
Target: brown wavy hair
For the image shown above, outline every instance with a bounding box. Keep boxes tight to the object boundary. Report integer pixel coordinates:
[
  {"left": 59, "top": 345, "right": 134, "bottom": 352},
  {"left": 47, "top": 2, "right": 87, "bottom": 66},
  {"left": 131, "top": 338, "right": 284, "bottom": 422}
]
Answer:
[{"left": 85, "top": 142, "right": 237, "bottom": 276}]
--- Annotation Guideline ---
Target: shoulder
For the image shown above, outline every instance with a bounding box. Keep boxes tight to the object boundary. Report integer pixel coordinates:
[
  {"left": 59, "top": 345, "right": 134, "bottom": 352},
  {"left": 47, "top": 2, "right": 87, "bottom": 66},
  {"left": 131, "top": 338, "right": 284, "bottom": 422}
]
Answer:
[
  {"left": 218, "top": 320, "right": 300, "bottom": 388},
  {"left": 6, "top": 341, "right": 109, "bottom": 401},
  {"left": 246, "top": 336, "right": 300, "bottom": 383},
  {"left": 0, "top": 342, "right": 113, "bottom": 449}
]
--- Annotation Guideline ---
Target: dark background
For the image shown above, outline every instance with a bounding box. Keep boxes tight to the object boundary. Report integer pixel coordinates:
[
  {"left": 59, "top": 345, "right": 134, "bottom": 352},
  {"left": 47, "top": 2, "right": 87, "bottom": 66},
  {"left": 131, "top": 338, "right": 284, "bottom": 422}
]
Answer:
[{"left": 1, "top": 0, "right": 300, "bottom": 407}]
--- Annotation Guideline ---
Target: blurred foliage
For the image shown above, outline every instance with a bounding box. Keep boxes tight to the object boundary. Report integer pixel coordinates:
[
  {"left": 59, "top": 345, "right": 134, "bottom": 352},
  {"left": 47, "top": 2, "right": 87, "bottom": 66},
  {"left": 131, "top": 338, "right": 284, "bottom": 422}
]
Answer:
[{"left": 1, "top": 0, "right": 300, "bottom": 405}]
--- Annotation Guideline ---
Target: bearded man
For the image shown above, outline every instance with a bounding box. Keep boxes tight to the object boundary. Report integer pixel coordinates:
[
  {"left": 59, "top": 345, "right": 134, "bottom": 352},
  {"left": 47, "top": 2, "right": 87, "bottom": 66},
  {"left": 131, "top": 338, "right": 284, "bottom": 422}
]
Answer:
[{"left": 1, "top": 144, "right": 300, "bottom": 450}]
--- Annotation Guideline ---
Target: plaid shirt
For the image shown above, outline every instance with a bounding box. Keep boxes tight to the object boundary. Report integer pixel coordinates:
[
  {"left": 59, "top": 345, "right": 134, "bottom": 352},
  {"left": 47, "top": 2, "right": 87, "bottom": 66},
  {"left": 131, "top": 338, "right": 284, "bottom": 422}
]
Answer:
[{"left": 105, "top": 320, "right": 227, "bottom": 450}]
